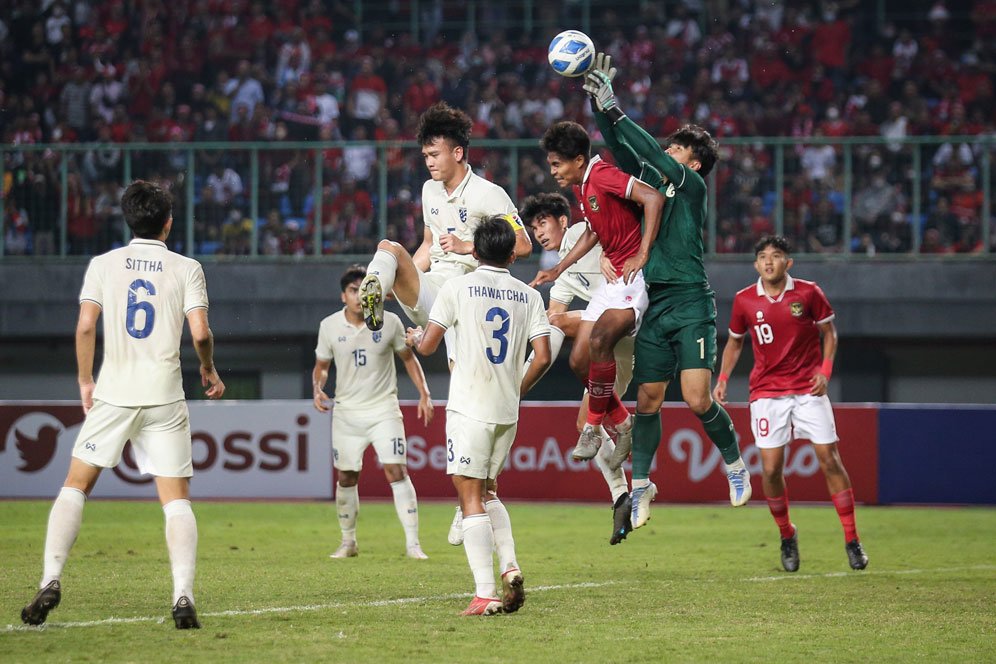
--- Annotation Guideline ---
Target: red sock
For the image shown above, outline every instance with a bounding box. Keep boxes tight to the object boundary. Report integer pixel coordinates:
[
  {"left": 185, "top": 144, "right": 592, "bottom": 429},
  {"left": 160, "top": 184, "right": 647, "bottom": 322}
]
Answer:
[
  {"left": 831, "top": 488, "right": 859, "bottom": 542},
  {"left": 586, "top": 361, "right": 617, "bottom": 427},
  {"left": 766, "top": 492, "right": 795, "bottom": 539},
  {"left": 607, "top": 394, "right": 630, "bottom": 427}
]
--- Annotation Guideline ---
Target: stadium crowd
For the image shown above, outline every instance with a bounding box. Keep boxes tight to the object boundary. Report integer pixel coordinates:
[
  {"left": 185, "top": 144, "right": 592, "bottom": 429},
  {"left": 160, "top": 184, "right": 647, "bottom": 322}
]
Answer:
[{"left": 1, "top": 0, "right": 994, "bottom": 256}]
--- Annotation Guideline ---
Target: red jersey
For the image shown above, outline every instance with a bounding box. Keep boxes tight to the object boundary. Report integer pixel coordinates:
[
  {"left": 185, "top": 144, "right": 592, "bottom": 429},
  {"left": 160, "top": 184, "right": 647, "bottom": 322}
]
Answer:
[
  {"left": 728, "top": 275, "right": 834, "bottom": 400},
  {"left": 575, "top": 156, "right": 643, "bottom": 275}
]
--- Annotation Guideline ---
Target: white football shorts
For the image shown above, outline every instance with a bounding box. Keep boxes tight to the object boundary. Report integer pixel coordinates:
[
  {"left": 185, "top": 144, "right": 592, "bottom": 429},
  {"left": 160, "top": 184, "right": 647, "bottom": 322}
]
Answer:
[
  {"left": 331, "top": 410, "right": 407, "bottom": 471},
  {"left": 749, "top": 394, "right": 838, "bottom": 449},
  {"left": 72, "top": 399, "right": 192, "bottom": 477},
  {"left": 581, "top": 270, "right": 649, "bottom": 334},
  {"left": 445, "top": 409, "right": 517, "bottom": 480},
  {"left": 399, "top": 263, "right": 459, "bottom": 364}
]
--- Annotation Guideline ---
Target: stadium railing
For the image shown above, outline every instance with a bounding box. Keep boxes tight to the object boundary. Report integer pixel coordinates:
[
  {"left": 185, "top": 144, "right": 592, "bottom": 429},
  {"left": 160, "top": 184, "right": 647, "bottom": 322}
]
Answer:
[{"left": 1, "top": 135, "right": 993, "bottom": 259}]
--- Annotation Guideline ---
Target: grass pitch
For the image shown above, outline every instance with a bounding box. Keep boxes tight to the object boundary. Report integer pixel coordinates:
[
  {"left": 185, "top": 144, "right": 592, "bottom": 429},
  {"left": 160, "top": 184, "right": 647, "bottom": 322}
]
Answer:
[{"left": 2, "top": 499, "right": 994, "bottom": 663}]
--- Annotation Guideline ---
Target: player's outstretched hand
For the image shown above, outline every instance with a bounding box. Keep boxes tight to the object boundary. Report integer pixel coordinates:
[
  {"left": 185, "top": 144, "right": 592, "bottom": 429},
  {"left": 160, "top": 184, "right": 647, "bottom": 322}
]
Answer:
[
  {"left": 78, "top": 379, "right": 95, "bottom": 415},
  {"left": 201, "top": 365, "right": 225, "bottom": 399},
  {"left": 712, "top": 380, "right": 728, "bottom": 405},
  {"left": 809, "top": 372, "right": 829, "bottom": 396},
  {"left": 583, "top": 67, "right": 619, "bottom": 112},
  {"left": 620, "top": 251, "right": 648, "bottom": 284},
  {"left": 313, "top": 389, "right": 332, "bottom": 413},
  {"left": 529, "top": 268, "right": 560, "bottom": 288},
  {"left": 599, "top": 254, "right": 618, "bottom": 284},
  {"left": 417, "top": 394, "right": 434, "bottom": 426},
  {"left": 591, "top": 52, "right": 617, "bottom": 82}
]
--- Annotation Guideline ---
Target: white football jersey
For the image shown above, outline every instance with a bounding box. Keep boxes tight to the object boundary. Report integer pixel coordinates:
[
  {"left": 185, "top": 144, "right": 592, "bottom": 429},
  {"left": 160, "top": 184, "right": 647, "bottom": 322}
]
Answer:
[
  {"left": 79, "top": 239, "right": 208, "bottom": 407},
  {"left": 549, "top": 222, "right": 606, "bottom": 306},
  {"left": 315, "top": 310, "right": 406, "bottom": 416},
  {"left": 421, "top": 165, "right": 523, "bottom": 273},
  {"left": 429, "top": 265, "right": 550, "bottom": 424}
]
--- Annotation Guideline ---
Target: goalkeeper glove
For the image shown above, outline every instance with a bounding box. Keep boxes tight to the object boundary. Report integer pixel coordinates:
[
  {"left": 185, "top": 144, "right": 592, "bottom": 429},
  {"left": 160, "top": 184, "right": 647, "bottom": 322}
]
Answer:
[{"left": 583, "top": 52, "right": 618, "bottom": 112}]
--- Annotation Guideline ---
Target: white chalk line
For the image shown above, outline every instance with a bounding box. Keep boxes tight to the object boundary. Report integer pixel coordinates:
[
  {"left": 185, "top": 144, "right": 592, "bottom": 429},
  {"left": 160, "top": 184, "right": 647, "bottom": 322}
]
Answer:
[{"left": 3, "top": 581, "right": 614, "bottom": 632}]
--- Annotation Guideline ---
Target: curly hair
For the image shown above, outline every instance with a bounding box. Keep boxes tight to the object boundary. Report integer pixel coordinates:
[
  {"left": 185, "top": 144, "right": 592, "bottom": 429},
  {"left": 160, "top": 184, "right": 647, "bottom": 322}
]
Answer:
[
  {"left": 666, "top": 125, "right": 720, "bottom": 177},
  {"left": 416, "top": 102, "right": 472, "bottom": 150},
  {"left": 540, "top": 121, "right": 590, "bottom": 161}
]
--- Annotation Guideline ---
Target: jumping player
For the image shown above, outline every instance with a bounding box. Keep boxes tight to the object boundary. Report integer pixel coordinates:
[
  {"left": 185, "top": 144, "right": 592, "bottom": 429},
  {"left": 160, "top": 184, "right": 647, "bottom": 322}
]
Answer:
[
  {"left": 584, "top": 54, "right": 751, "bottom": 530},
  {"left": 360, "top": 102, "right": 531, "bottom": 342},
  {"left": 407, "top": 216, "right": 551, "bottom": 616},
  {"left": 714, "top": 235, "right": 869, "bottom": 572},
  {"left": 312, "top": 265, "right": 434, "bottom": 560},
  {"left": 531, "top": 120, "right": 664, "bottom": 477},
  {"left": 21, "top": 180, "right": 225, "bottom": 629}
]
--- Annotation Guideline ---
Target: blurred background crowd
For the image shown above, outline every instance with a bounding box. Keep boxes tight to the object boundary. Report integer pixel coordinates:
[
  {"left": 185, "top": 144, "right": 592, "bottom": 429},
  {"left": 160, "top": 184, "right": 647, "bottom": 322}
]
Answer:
[{"left": 1, "top": 0, "right": 994, "bottom": 257}]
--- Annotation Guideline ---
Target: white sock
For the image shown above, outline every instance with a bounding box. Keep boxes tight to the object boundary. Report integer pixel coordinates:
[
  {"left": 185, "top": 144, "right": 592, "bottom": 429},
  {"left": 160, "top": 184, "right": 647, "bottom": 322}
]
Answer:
[
  {"left": 484, "top": 499, "right": 518, "bottom": 573},
  {"left": 336, "top": 483, "right": 359, "bottom": 543},
  {"left": 41, "top": 487, "right": 86, "bottom": 587},
  {"left": 462, "top": 513, "right": 496, "bottom": 598},
  {"left": 632, "top": 477, "right": 650, "bottom": 490},
  {"left": 367, "top": 249, "right": 399, "bottom": 294},
  {"left": 593, "top": 430, "right": 629, "bottom": 503},
  {"left": 390, "top": 477, "right": 420, "bottom": 548},
  {"left": 524, "top": 325, "right": 566, "bottom": 378},
  {"left": 163, "top": 499, "right": 198, "bottom": 605}
]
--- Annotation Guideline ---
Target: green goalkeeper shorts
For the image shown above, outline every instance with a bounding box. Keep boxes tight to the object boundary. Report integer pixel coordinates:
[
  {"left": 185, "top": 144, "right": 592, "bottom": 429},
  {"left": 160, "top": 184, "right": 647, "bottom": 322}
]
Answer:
[{"left": 634, "top": 285, "right": 718, "bottom": 384}]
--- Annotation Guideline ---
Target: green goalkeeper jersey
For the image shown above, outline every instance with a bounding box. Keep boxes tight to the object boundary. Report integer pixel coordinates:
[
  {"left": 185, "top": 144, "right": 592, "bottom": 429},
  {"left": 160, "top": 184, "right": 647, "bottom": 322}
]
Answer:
[{"left": 593, "top": 111, "right": 709, "bottom": 288}]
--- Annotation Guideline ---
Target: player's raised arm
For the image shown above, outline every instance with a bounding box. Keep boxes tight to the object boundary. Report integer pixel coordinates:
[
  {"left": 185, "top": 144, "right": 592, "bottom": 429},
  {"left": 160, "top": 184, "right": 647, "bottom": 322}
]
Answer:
[
  {"left": 530, "top": 224, "right": 599, "bottom": 287},
  {"left": 75, "top": 300, "right": 101, "bottom": 414},
  {"left": 311, "top": 357, "right": 332, "bottom": 412},
  {"left": 811, "top": 319, "right": 838, "bottom": 397},
  {"left": 187, "top": 308, "right": 225, "bottom": 399},
  {"left": 621, "top": 180, "right": 664, "bottom": 283},
  {"left": 398, "top": 346, "right": 434, "bottom": 425}
]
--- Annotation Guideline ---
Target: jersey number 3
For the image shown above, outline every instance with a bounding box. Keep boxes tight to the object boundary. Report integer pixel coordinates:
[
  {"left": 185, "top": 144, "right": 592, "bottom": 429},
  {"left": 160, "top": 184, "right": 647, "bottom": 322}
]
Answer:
[
  {"left": 485, "top": 306, "right": 510, "bottom": 364},
  {"left": 126, "top": 279, "right": 157, "bottom": 339}
]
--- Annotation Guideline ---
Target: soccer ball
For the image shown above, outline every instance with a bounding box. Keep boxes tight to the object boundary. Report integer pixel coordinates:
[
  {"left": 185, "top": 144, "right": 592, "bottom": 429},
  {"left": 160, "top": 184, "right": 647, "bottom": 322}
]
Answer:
[{"left": 548, "top": 30, "right": 595, "bottom": 77}]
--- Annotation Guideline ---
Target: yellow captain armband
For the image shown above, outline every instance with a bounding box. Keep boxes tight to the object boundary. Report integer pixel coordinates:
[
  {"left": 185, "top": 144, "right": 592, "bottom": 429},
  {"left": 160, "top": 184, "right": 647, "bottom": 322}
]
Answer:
[{"left": 500, "top": 212, "right": 524, "bottom": 231}]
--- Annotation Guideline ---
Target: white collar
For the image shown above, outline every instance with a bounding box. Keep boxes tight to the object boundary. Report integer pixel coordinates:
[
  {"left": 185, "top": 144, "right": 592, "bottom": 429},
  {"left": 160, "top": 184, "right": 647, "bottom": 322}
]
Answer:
[
  {"left": 443, "top": 163, "right": 474, "bottom": 200},
  {"left": 477, "top": 265, "right": 510, "bottom": 274},
  {"left": 755, "top": 274, "right": 795, "bottom": 302},
  {"left": 582, "top": 155, "right": 602, "bottom": 185},
  {"left": 129, "top": 239, "right": 167, "bottom": 248}
]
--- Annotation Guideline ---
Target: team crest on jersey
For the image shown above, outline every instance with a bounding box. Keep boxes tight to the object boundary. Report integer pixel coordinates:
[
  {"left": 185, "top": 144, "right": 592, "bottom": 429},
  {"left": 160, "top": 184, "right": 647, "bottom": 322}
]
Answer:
[
  {"left": 587, "top": 195, "right": 600, "bottom": 211},
  {"left": 790, "top": 302, "right": 804, "bottom": 317},
  {"left": 665, "top": 183, "right": 676, "bottom": 198},
  {"left": 372, "top": 331, "right": 382, "bottom": 343},
  {"left": 459, "top": 207, "right": 468, "bottom": 223}
]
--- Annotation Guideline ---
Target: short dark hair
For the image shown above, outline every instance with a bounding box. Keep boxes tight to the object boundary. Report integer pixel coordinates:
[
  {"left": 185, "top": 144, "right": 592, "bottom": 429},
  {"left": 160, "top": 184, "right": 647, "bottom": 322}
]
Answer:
[
  {"left": 754, "top": 235, "right": 792, "bottom": 255},
  {"left": 666, "top": 124, "right": 720, "bottom": 177},
  {"left": 340, "top": 264, "right": 366, "bottom": 291},
  {"left": 474, "top": 215, "right": 517, "bottom": 265},
  {"left": 121, "top": 180, "right": 172, "bottom": 238},
  {"left": 540, "top": 121, "right": 590, "bottom": 161},
  {"left": 521, "top": 192, "right": 571, "bottom": 226},
  {"left": 416, "top": 102, "right": 472, "bottom": 151}
]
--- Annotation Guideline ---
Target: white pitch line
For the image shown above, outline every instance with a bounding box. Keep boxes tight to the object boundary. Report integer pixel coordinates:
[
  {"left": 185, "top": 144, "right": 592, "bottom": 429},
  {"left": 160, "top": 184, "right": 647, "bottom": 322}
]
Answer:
[
  {"left": 3, "top": 581, "right": 615, "bottom": 632},
  {"left": 744, "top": 564, "right": 996, "bottom": 582}
]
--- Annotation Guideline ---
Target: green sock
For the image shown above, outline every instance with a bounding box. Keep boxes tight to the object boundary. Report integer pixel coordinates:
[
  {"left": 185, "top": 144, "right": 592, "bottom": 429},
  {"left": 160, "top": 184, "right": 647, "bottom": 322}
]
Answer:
[
  {"left": 697, "top": 402, "right": 741, "bottom": 465},
  {"left": 631, "top": 412, "right": 662, "bottom": 480}
]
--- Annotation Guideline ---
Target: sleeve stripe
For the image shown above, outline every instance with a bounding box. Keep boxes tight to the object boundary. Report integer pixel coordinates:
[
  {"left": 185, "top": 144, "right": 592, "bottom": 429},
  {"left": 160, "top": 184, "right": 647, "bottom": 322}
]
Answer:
[
  {"left": 184, "top": 304, "right": 209, "bottom": 314},
  {"left": 625, "top": 176, "right": 635, "bottom": 199},
  {"left": 677, "top": 167, "right": 687, "bottom": 189},
  {"left": 79, "top": 298, "right": 102, "bottom": 307},
  {"left": 427, "top": 318, "right": 449, "bottom": 331},
  {"left": 816, "top": 314, "right": 835, "bottom": 325},
  {"left": 529, "top": 331, "right": 551, "bottom": 341},
  {"left": 728, "top": 329, "right": 746, "bottom": 339}
]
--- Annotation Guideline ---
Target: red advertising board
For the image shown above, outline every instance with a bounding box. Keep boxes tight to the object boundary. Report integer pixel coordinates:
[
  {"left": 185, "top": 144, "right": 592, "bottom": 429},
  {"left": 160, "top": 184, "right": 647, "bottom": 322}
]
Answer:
[{"left": 359, "top": 403, "right": 879, "bottom": 504}]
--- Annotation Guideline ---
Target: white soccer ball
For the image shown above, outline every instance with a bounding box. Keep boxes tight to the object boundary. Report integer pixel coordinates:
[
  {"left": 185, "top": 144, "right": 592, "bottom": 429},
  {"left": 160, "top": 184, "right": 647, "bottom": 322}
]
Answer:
[{"left": 548, "top": 30, "right": 595, "bottom": 77}]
